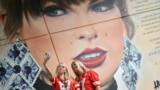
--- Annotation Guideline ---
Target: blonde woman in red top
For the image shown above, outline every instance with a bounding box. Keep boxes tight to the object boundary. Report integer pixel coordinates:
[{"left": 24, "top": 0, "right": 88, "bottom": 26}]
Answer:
[
  {"left": 71, "top": 61, "right": 101, "bottom": 90},
  {"left": 44, "top": 54, "right": 80, "bottom": 90}
]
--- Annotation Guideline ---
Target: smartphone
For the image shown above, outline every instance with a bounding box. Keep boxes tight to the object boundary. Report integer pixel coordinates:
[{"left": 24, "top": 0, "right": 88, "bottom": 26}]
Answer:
[{"left": 45, "top": 51, "right": 50, "bottom": 57}]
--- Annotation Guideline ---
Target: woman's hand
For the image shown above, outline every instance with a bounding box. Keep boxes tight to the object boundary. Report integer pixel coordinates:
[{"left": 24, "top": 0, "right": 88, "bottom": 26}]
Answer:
[
  {"left": 43, "top": 52, "right": 50, "bottom": 65},
  {"left": 43, "top": 52, "right": 53, "bottom": 78}
]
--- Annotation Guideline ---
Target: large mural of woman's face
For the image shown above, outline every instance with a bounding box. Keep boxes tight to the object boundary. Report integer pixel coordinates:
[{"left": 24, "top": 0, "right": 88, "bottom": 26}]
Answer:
[
  {"left": 22, "top": 0, "right": 128, "bottom": 88},
  {"left": 2, "top": 0, "right": 160, "bottom": 90},
  {"left": 0, "top": 0, "right": 146, "bottom": 90}
]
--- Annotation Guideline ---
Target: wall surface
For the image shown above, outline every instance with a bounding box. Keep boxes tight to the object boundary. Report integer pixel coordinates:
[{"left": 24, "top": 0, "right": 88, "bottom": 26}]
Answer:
[{"left": 0, "top": 0, "right": 160, "bottom": 90}]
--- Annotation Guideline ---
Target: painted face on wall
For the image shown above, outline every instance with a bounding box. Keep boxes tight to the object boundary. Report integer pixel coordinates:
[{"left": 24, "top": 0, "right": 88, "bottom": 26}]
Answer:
[{"left": 21, "top": 0, "right": 127, "bottom": 87}]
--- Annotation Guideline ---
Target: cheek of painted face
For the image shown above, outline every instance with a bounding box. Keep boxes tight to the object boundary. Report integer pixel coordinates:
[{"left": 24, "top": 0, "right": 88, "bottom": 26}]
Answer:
[
  {"left": 21, "top": 15, "right": 48, "bottom": 39},
  {"left": 52, "top": 31, "right": 84, "bottom": 63},
  {"left": 92, "top": 19, "right": 126, "bottom": 86}
]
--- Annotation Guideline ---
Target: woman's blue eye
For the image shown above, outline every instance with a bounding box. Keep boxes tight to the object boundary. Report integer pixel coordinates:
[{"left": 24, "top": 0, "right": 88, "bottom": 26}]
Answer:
[
  {"left": 91, "top": 2, "right": 113, "bottom": 12},
  {"left": 43, "top": 6, "right": 66, "bottom": 17}
]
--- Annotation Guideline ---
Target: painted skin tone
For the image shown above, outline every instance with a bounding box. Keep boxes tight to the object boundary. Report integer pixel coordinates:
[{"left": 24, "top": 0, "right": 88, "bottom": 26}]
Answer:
[{"left": 0, "top": 0, "right": 127, "bottom": 89}]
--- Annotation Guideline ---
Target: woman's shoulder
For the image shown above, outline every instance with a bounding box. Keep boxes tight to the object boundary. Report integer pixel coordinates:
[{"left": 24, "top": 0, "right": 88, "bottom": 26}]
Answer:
[{"left": 86, "top": 70, "right": 99, "bottom": 76}]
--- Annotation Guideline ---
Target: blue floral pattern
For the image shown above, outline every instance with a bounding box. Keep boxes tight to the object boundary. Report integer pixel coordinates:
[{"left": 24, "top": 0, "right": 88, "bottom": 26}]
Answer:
[
  {"left": 0, "top": 59, "right": 13, "bottom": 86},
  {"left": 0, "top": 39, "right": 41, "bottom": 90},
  {"left": 121, "top": 36, "right": 141, "bottom": 90},
  {"left": 8, "top": 75, "right": 34, "bottom": 90},
  {"left": 22, "top": 54, "right": 40, "bottom": 85}
]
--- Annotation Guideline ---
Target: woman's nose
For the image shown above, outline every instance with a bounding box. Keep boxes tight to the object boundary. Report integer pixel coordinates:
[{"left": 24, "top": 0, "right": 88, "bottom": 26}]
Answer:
[
  {"left": 76, "top": 26, "right": 98, "bottom": 41},
  {"left": 75, "top": 11, "right": 98, "bottom": 41}
]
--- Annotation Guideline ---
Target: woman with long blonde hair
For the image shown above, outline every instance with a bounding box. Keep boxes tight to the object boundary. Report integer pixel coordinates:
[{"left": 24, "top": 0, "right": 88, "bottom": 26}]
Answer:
[
  {"left": 44, "top": 54, "right": 80, "bottom": 90},
  {"left": 71, "top": 61, "right": 101, "bottom": 90}
]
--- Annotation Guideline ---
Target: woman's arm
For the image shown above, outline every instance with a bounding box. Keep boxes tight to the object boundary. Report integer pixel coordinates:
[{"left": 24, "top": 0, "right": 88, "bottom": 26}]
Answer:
[{"left": 43, "top": 52, "right": 53, "bottom": 78}]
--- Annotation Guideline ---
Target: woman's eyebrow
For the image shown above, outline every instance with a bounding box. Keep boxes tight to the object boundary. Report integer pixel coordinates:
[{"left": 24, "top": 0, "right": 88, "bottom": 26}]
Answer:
[
  {"left": 90, "top": 0, "right": 114, "bottom": 5},
  {"left": 42, "top": 1, "right": 60, "bottom": 8}
]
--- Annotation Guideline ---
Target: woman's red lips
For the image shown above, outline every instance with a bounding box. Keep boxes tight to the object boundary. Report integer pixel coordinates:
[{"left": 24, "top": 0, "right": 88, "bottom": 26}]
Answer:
[{"left": 73, "top": 47, "right": 107, "bottom": 68}]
